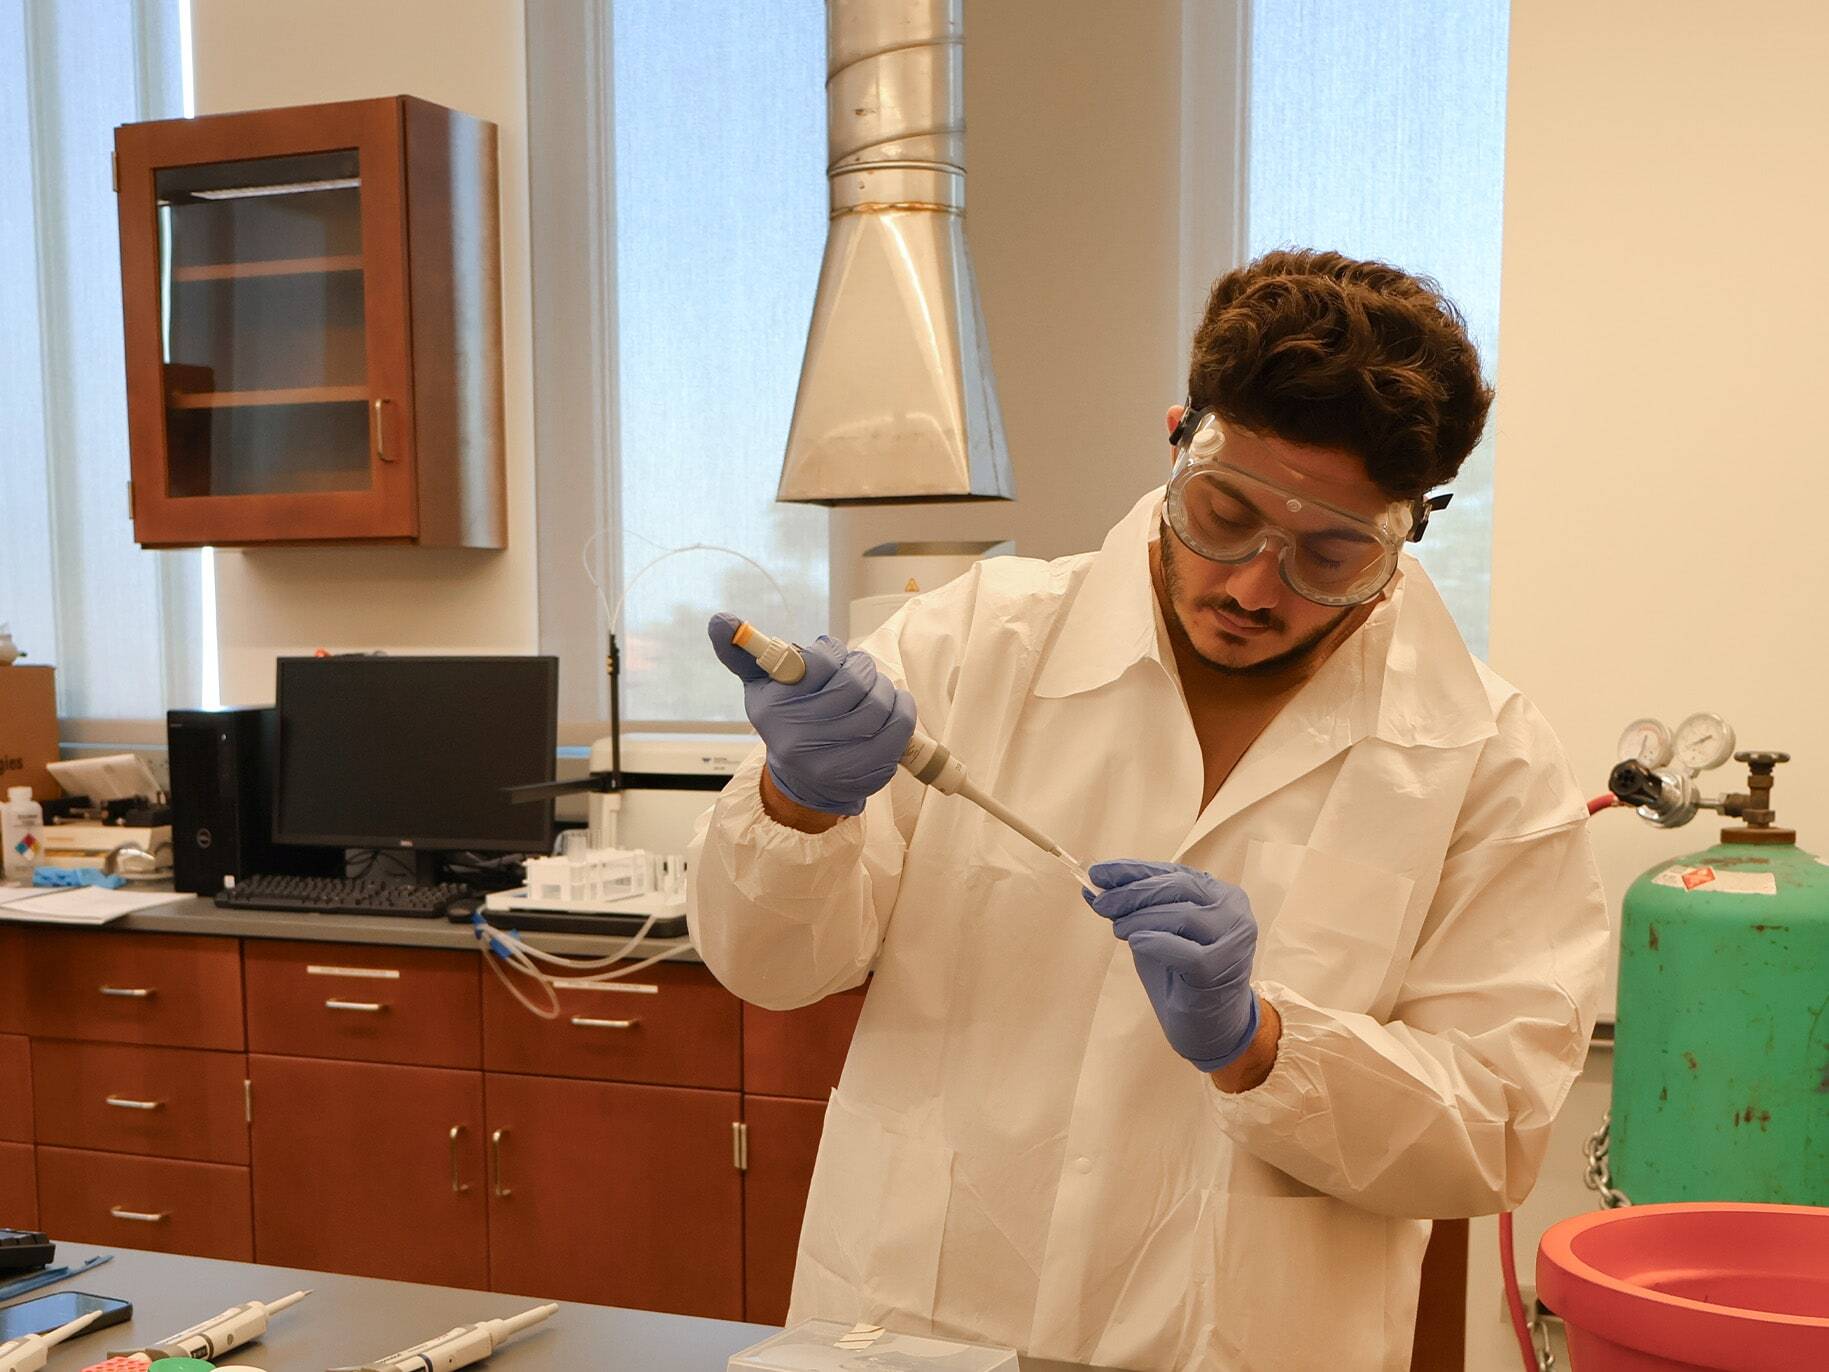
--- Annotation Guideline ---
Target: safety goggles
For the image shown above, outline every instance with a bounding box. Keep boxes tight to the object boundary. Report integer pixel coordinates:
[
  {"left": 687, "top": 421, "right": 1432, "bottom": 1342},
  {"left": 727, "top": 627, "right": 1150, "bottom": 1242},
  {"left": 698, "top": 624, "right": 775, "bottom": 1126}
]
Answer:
[{"left": 1164, "top": 406, "right": 1451, "bottom": 607}]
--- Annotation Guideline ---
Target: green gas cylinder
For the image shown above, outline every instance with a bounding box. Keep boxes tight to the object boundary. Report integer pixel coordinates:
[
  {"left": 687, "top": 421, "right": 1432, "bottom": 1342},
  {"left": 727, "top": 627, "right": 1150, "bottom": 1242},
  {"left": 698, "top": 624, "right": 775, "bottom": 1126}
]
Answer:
[{"left": 1610, "top": 752, "right": 1829, "bottom": 1204}]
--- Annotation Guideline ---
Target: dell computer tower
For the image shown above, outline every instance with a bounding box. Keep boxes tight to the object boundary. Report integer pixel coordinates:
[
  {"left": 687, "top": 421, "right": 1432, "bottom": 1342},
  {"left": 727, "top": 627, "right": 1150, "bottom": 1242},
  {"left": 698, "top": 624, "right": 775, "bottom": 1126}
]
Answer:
[{"left": 166, "top": 706, "right": 342, "bottom": 895}]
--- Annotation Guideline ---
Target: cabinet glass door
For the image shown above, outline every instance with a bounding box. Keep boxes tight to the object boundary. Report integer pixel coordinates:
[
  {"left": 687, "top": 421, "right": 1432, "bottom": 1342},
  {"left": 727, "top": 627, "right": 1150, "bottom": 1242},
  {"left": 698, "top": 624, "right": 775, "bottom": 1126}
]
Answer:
[{"left": 156, "top": 150, "right": 373, "bottom": 498}]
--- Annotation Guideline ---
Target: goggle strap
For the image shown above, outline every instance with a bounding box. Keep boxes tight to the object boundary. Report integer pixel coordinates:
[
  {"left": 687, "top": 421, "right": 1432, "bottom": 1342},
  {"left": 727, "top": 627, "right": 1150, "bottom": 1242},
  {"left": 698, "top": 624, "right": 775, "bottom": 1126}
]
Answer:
[{"left": 1408, "top": 491, "right": 1453, "bottom": 543}]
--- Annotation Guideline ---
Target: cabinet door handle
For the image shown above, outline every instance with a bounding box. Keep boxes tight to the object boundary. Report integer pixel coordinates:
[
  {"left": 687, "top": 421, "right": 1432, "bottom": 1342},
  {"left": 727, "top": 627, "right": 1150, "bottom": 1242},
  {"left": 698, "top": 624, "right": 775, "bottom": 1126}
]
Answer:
[
  {"left": 105, "top": 1095, "right": 164, "bottom": 1111},
  {"left": 325, "top": 999, "right": 387, "bottom": 1013},
  {"left": 110, "top": 1207, "right": 168, "bottom": 1223},
  {"left": 449, "top": 1125, "right": 470, "bottom": 1194},
  {"left": 491, "top": 1129, "right": 511, "bottom": 1198},
  {"left": 372, "top": 397, "right": 395, "bottom": 463},
  {"left": 569, "top": 1015, "right": 639, "bottom": 1030},
  {"left": 99, "top": 985, "right": 155, "bottom": 999}
]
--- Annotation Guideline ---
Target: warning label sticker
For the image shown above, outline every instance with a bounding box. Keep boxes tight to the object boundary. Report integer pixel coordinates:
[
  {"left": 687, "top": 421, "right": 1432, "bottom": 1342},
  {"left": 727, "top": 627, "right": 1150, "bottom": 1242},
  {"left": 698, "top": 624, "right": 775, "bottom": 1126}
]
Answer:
[{"left": 1653, "top": 865, "right": 1777, "bottom": 895}]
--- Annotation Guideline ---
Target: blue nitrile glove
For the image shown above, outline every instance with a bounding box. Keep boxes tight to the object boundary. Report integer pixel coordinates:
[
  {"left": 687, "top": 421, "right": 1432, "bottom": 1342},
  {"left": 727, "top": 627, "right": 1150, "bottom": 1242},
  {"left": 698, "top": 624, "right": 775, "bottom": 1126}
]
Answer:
[
  {"left": 1084, "top": 860, "right": 1261, "bottom": 1071},
  {"left": 708, "top": 612, "right": 917, "bottom": 817}
]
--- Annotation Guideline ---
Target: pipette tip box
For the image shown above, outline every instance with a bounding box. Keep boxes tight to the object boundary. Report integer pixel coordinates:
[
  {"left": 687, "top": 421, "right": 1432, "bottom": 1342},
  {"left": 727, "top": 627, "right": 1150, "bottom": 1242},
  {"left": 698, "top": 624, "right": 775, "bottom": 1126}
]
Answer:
[{"left": 728, "top": 1319, "right": 1017, "bottom": 1370}]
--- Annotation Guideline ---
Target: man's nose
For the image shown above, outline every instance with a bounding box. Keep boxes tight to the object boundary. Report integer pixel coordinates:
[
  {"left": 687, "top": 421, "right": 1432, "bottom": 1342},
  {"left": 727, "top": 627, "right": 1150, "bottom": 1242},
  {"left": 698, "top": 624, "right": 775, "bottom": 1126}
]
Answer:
[{"left": 1224, "top": 546, "right": 1284, "bottom": 613}]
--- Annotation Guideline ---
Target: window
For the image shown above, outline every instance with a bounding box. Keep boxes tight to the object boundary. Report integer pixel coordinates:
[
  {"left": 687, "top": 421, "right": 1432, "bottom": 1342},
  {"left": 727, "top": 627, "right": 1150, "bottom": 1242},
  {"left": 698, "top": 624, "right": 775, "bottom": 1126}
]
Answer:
[
  {"left": 1244, "top": 0, "right": 1510, "bottom": 656},
  {"left": 528, "top": 1, "right": 829, "bottom": 730},
  {"left": 1, "top": 0, "right": 198, "bottom": 726}
]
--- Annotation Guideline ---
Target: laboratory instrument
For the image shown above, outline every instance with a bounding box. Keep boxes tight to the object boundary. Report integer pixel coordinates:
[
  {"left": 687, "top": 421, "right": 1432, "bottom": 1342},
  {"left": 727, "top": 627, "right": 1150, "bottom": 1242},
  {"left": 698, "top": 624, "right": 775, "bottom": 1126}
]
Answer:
[
  {"left": 728, "top": 620, "right": 1096, "bottom": 889},
  {"left": 0, "top": 1230, "right": 53, "bottom": 1276},
  {"left": 849, "top": 541, "right": 1012, "bottom": 640},
  {"left": 1164, "top": 406, "right": 1452, "bottom": 606},
  {"left": 1615, "top": 716, "right": 1673, "bottom": 768},
  {"left": 1602, "top": 739, "right": 1827, "bottom": 1206},
  {"left": 0, "top": 1301, "right": 116, "bottom": 1372},
  {"left": 0, "top": 1255, "right": 113, "bottom": 1305},
  {"left": 327, "top": 1302, "right": 556, "bottom": 1372},
  {"left": 111, "top": 1288, "right": 308, "bottom": 1362}
]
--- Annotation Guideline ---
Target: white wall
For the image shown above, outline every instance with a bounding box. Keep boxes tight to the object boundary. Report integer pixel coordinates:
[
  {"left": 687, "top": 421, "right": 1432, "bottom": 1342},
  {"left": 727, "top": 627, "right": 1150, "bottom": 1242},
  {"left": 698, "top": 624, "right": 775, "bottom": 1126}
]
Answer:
[
  {"left": 1469, "top": 3, "right": 1829, "bottom": 1365},
  {"left": 189, "top": 0, "right": 538, "bottom": 704}
]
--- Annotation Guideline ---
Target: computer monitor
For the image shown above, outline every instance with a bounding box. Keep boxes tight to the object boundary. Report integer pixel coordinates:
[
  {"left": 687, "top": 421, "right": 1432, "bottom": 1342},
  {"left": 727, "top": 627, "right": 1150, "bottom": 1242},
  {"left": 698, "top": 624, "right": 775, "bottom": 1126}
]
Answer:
[{"left": 274, "top": 655, "right": 557, "bottom": 856}]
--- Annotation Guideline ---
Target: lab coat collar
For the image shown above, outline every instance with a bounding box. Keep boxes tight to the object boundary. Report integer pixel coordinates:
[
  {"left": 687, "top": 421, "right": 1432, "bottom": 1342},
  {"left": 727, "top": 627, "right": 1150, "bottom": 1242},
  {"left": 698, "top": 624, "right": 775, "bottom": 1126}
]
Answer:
[{"left": 1033, "top": 487, "right": 1497, "bottom": 753}]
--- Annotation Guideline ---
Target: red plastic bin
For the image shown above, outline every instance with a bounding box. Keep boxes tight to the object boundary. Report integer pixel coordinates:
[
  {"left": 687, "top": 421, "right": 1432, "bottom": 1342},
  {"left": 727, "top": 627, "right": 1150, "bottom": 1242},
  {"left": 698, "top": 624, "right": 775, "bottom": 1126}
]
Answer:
[{"left": 1537, "top": 1202, "right": 1829, "bottom": 1371}]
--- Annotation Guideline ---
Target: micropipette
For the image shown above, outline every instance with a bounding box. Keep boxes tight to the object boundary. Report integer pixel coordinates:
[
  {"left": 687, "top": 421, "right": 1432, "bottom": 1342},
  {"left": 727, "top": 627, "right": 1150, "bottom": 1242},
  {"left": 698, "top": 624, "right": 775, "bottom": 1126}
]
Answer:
[
  {"left": 0, "top": 1310, "right": 102, "bottom": 1372},
  {"left": 728, "top": 621, "right": 1098, "bottom": 890},
  {"left": 111, "top": 1289, "right": 309, "bottom": 1362},
  {"left": 327, "top": 1303, "right": 557, "bottom": 1372}
]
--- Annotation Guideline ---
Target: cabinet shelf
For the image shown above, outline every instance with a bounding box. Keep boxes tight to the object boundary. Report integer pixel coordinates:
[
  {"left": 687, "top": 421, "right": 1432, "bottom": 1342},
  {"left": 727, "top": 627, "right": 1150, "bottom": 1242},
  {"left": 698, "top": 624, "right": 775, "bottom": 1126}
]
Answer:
[
  {"left": 171, "top": 254, "right": 364, "bottom": 282},
  {"left": 167, "top": 385, "right": 368, "bottom": 409}
]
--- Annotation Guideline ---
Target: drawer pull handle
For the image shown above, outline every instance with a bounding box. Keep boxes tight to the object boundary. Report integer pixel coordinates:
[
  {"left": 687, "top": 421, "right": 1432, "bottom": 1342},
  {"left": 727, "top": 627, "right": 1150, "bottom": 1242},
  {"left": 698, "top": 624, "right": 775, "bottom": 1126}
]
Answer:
[
  {"left": 491, "top": 1129, "right": 511, "bottom": 1198},
  {"left": 105, "top": 1095, "right": 164, "bottom": 1111},
  {"left": 449, "top": 1125, "right": 470, "bottom": 1194},
  {"left": 325, "top": 999, "right": 387, "bottom": 1013},
  {"left": 569, "top": 1015, "right": 639, "bottom": 1030},
  {"left": 307, "top": 964, "right": 401, "bottom": 980},
  {"left": 110, "top": 1207, "right": 168, "bottom": 1223},
  {"left": 99, "top": 985, "right": 155, "bottom": 999}
]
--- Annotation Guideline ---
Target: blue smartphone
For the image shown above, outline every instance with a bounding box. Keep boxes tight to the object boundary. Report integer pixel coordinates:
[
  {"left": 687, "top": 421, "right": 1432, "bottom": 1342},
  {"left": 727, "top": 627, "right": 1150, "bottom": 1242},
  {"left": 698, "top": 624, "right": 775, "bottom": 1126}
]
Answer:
[{"left": 0, "top": 1290, "right": 132, "bottom": 1340}]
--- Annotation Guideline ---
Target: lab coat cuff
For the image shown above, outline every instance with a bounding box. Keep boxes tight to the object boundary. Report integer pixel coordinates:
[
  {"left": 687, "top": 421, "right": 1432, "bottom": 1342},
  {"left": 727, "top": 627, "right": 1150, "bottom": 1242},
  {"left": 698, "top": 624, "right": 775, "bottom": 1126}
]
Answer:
[
  {"left": 713, "top": 750, "right": 869, "bottom": 908},
  {"left": 1206, "top": 981, "right": 1331, "bottom": 1128}
]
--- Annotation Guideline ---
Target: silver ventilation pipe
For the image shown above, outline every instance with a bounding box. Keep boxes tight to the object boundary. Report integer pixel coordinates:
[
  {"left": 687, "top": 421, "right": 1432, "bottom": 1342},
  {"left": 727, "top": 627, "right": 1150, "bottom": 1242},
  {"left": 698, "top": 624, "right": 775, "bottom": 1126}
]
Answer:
[{"left": 777, "top": 0, "right": 1014, "bottom": 505}]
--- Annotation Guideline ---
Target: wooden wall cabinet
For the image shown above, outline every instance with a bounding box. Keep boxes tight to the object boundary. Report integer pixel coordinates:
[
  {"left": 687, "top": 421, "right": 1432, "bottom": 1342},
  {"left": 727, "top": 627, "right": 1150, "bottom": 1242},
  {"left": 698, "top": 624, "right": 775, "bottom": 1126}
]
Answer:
[{"left": 113, "top": 96, "right": 505, "bottom": 548}]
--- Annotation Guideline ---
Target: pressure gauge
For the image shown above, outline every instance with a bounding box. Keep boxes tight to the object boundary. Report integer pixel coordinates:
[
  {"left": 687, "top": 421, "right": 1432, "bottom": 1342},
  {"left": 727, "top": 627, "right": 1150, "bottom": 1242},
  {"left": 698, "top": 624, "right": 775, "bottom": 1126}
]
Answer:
[
  {"left": 1617, "top": 717, "right": 1673, "bottom": 767},
  {"left": 1674, "top": 712, "right": 1736, "bottom": 774}
]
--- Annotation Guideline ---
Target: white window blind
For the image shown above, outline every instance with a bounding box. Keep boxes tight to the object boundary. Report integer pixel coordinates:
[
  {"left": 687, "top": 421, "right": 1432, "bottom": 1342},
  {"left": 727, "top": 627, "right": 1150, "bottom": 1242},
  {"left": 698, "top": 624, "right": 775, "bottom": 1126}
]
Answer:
[
  {"left": 1, "top": 0, "right": 197, "bottom": 725},
  {"left": 528, "top": 1, "right": 829, "bottom": 730},
  {"left": 1245, "top": 0, "right": 1510, "bottom": 657}
]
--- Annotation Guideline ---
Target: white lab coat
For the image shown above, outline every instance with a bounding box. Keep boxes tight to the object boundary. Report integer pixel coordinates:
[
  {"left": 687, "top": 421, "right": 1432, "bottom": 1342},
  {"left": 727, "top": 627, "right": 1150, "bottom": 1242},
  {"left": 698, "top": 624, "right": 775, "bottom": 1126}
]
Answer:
[{"left": 688, "top": 488, "right": 1608, "bottom": 1372}]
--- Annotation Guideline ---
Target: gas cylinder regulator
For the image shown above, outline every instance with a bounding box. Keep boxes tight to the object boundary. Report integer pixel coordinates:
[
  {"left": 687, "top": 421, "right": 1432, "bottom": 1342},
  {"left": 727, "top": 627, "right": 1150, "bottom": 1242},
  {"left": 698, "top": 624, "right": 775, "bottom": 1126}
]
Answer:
[{"left": 1608, "top": 712, "right": 1792, "bottom": 839}]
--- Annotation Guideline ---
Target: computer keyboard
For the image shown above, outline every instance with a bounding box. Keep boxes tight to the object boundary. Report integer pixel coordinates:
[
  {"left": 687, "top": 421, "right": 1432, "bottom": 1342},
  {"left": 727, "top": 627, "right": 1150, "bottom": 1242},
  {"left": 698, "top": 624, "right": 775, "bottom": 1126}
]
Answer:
[{"left": 217, "top": 873, "right": 475, "bottom": 918}]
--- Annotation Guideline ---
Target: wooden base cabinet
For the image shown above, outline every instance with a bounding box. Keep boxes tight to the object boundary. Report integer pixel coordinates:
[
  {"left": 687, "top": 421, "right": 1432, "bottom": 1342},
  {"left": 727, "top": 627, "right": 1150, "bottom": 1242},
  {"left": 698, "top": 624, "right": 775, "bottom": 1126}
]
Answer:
[
  {"left": 742, "top": 1095, "right": 828, "bottom": 1326},
  {"left": 484, "top": 1073, "right": 743, "bottom": 1320},
  {"left": 249, "top": 1054, "right": 486, "bottom": 1289},
  {"left": 0, "top": 1142, "right": 36, "bottom": 1228}
]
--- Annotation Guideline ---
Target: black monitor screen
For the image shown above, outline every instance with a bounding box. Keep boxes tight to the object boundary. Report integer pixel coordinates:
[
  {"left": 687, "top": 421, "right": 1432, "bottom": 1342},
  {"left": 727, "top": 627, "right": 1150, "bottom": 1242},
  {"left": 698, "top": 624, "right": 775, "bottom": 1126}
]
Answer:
[{"left": 275, "top": 655, "right": 557, "bottom": 852}]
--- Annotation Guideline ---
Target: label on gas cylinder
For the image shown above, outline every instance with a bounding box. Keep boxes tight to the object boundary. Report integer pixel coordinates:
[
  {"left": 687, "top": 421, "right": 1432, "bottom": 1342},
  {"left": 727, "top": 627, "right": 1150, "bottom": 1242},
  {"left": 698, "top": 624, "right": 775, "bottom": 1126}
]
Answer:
[{"left": 1652, "top": 864, "right": 1777, "bottom": 895}]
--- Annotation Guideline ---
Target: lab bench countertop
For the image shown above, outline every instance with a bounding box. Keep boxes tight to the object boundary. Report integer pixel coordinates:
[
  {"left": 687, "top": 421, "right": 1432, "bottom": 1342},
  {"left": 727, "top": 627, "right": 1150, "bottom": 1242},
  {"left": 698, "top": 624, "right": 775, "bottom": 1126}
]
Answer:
[
  {"left": 3, "top": 888, "right": 700, "bottom": 962},
  {"left": 34, "top": 1244, "right": 1115, "bottom": 1372}
]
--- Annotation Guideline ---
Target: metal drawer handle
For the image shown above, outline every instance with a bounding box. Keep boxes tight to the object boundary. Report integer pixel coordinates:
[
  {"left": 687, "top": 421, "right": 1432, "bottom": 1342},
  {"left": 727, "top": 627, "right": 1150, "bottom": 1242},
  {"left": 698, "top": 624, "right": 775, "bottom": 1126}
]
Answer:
[
  {"left": 325, "top": 999, "right": 387, "bottom": 1013},
  {"left": 372, "top": 397, "right": 395, "bottom": 462},
  {"left": 449, "top": 1125, "right": 470, "bottom": 1194},
  {"left": 105, "top": 1095, "right": 164, "bottom": 1111},
  {"left": 491, "top": 1129, "right": 510, "bottom": 1198},
  {"left": 307, "top": 964, "right": 401, "bottom": 980},
  {"left": 110, "top": 1207, "right": 168, "bottom": 1223},
  {"left": 569, "top": 1015, "right": 639, "bottom": 1030},
  {"left": 99, "top": 985, "right": 155, "bottom": 999}
]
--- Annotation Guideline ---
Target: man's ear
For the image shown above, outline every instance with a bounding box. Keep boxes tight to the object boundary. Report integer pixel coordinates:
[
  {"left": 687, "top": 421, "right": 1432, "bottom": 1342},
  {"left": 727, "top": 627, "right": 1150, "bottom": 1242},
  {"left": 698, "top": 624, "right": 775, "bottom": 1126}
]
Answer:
[{"left": 1166, "top": 404, "right": 1185, "bottom": 443}]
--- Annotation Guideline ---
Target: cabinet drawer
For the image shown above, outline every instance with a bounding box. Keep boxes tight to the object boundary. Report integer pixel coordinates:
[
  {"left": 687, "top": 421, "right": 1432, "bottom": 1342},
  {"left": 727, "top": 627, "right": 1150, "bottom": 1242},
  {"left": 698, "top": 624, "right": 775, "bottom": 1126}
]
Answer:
[
  {"left": 0, "top": 929, "right": 26, "bottom": 1033},
  {"left": 37, "top": 1145, "right": 252, "bottom": 1260},
  {"left": 743, "top": 987, "right": 866, "bottom": 1099},
  {"left": 0, "top": 1141, "right": 34, "bottom": 1227},
  {"left": 32, "top": 1040, "right": 248, "bottom": 1164},
  {"left": 483, "top": 962, "right": 740, "bottom": 1089},
  {"left": 0, "top": 1034, "right": 30, "bottom": 1142},
  {"left": 246, "top": 941, "right": 480, "bottom": 1069},
  {"left": 25, "top": 930, "right": 244, "bottom": 1050}
]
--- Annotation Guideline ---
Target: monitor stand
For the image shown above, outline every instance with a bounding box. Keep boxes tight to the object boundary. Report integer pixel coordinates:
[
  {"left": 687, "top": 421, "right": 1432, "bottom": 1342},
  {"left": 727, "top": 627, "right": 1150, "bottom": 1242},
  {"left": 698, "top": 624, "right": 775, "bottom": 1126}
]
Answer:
[{"left": 406, "top": 849, "right": 445, "bottom": 885}]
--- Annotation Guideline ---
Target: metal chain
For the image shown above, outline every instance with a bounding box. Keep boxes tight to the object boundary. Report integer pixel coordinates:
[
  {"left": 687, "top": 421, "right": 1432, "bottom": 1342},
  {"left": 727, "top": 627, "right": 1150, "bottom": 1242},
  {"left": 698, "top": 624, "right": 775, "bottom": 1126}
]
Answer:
[
  {"left": 1582, "top": 1110, "right": 1631, "bottom": 1209},
  {"left": 1530, "top": 1316, "right": 1557, "bottom": 1372}
]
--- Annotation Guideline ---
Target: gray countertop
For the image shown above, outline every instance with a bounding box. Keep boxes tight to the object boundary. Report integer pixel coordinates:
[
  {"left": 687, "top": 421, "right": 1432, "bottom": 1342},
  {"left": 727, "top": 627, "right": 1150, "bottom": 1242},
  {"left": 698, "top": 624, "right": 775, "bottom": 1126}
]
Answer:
[
  {"left": 5, "top": 887, "right": 700, "bottom": 962},
  {"left": 32, "top": 1244, "right": 1109, "bottom": 1371}
]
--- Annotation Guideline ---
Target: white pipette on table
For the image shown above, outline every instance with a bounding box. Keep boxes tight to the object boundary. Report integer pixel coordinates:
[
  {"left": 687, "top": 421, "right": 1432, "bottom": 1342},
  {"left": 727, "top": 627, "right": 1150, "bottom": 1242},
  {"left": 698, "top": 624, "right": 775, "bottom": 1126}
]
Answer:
[
  {"left": 328, "top": 1303, "right": 557, "bottom": 1372},
  {"left": 727, "top": 621, "right": 1098, "bottom": 891},
  {"left": 0, "top": 1310, "right": 101, "bottom": 1372},
  {"left": 112, "top": 1288, "right": 310, "bottom": 1362}
]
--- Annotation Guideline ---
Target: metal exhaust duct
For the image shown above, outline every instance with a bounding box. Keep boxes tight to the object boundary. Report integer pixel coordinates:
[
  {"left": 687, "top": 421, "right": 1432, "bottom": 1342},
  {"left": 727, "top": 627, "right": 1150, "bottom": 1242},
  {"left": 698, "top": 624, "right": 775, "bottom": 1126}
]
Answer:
[{"left": 777, "top": 0, "right": 1014, "bottom": 506}]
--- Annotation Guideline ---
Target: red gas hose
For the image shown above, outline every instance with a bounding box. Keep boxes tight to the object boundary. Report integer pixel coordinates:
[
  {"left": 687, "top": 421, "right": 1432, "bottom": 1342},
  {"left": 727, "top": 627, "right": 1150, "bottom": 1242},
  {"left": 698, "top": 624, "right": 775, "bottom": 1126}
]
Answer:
[{"left": 1499, "top": 792, "right": 1623, "bottom": 1372}]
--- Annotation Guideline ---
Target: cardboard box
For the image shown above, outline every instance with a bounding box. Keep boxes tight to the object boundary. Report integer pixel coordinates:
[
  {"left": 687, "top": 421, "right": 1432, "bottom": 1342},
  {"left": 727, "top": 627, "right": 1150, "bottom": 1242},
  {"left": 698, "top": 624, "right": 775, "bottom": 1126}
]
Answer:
[{"left": 0, "top": 665, "right": 60, "bottom": 802}]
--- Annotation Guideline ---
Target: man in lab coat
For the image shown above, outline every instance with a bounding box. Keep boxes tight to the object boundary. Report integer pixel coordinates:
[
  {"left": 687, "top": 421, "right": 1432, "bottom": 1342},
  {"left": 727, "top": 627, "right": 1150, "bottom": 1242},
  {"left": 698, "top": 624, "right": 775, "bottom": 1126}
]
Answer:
[{"left": 688, "top": 249, "right": 1609, "bottom": 1371}]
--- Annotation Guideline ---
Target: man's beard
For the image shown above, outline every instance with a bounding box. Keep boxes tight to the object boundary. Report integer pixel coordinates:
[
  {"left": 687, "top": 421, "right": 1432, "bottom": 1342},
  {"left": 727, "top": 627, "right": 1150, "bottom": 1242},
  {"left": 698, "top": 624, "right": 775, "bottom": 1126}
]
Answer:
[{"left": 1158, "top": 520, "right": 1355, "bottom": 678}]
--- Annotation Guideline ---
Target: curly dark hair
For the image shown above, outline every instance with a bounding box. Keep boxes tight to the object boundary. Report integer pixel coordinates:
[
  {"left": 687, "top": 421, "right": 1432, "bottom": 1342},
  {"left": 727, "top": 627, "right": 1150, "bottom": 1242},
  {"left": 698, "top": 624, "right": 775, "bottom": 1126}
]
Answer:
[{"left": 1186, "top": 249, "right": 1493, "bottom": 499}]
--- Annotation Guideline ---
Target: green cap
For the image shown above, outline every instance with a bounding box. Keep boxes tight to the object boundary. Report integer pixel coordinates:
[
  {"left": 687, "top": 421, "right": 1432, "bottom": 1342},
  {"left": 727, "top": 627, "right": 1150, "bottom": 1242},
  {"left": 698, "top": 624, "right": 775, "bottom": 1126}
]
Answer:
[{"left": 147, "top": 1360, "right": 216, "bottom": 1372}]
